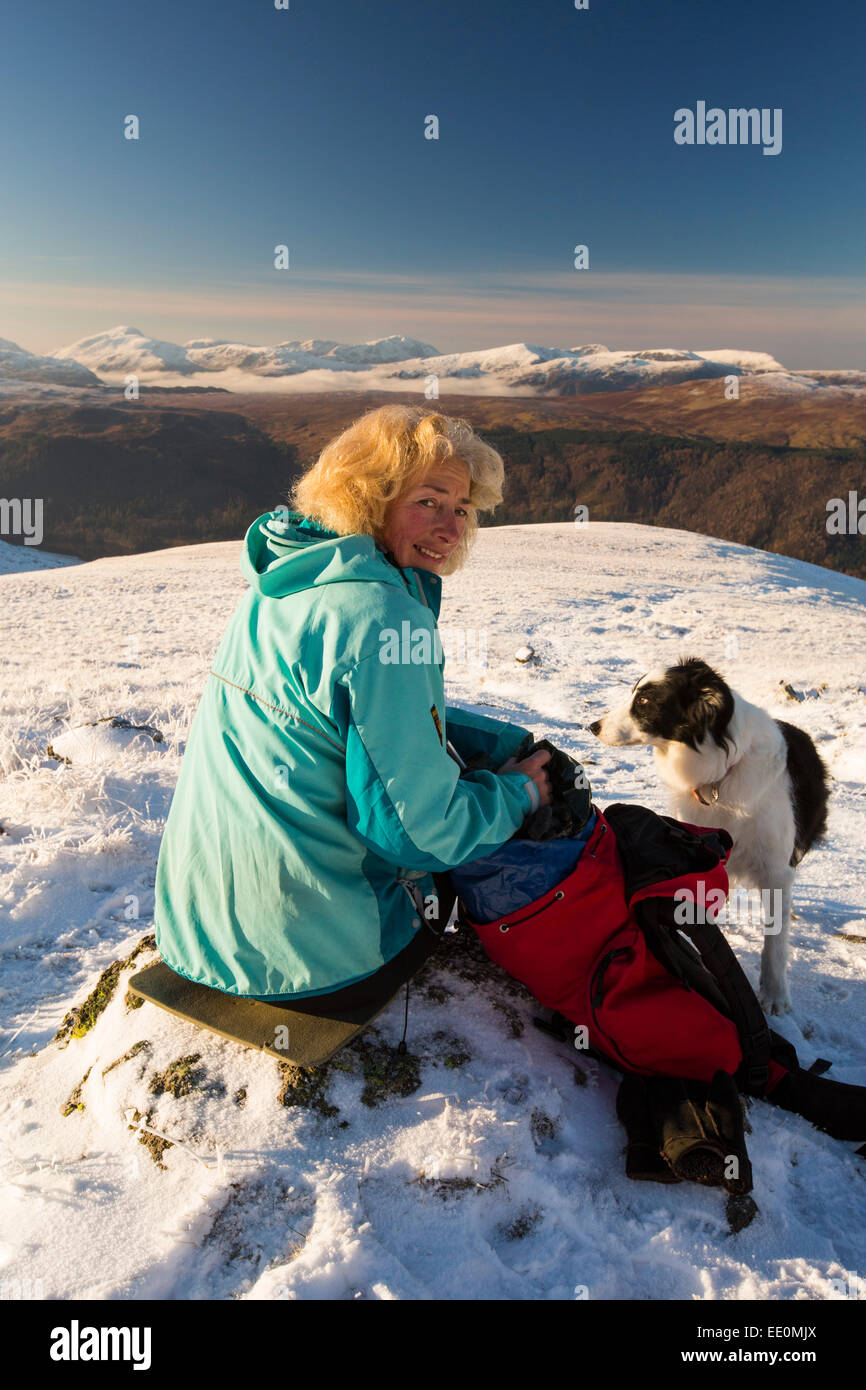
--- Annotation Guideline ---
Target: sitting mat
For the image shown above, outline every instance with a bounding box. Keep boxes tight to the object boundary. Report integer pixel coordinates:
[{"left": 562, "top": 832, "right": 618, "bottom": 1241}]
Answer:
[{"left": 127, "top": 961, "right": 399, "bottom": 1067}]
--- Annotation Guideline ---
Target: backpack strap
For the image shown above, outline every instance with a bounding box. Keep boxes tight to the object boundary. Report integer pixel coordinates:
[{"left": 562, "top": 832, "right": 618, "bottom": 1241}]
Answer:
[
  {"left": 665, "top": 912, "right": 772, "bottom": 1094},
  {"left": 602, "top": 802, "right": 772, "bottom": 1094}
]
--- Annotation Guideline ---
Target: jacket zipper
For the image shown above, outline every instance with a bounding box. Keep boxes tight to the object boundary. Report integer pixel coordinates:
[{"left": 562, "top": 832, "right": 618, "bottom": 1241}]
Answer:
[{"left": 588, "top": 822, "right": 607, "bottom": 857}]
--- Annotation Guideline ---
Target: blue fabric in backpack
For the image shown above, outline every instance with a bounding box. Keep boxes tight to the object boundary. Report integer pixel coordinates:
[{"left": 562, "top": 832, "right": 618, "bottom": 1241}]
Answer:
[{"left": 451, "top": 810, "right": 597, "bottom": 925}]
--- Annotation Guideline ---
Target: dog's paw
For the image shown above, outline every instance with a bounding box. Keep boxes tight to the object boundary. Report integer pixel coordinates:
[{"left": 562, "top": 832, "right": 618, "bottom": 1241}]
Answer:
[{"left": 759, "top": 987, "right": 792, "bottom": 1016}]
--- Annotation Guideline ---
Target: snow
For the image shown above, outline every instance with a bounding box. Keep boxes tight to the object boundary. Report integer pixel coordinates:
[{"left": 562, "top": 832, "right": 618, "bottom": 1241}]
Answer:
[
  {"left": 0, "top": 337, "right": 99, "bottom": 388},
  {"left": 0, "top": 540, "right": 81, "bottom": 577},
  {"left": 1, "top": 521, "right": 865, "bottom": 1301},
  {"left": 695, "top": 349, "right": 787, "bottom": 373},
  {"left": 51, "top": 325, "right": 195, "bottom": 376},
  {"left": 2, "top": 325, "right": 860, "bottom": 400},
  {"left": 47, "top": 718, "right": 167, "bottom": 768}
]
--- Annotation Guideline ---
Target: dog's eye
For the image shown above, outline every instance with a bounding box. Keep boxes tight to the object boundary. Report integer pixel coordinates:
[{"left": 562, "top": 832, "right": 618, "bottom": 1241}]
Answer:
[{"left": 635, "top": 696, "right": 649, "bottom": 706}]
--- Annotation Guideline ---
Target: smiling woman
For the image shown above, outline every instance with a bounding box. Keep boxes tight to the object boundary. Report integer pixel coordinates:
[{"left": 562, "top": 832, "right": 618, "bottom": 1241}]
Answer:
[
  {"left": 152, "top": 403, "right": 552, "bottom": 1014},
  {"left": 378, "top": 460, "right": 473, "bottom": 573},
  {"left": 291, "top": 403, "right": 503, "bottom": 574}
]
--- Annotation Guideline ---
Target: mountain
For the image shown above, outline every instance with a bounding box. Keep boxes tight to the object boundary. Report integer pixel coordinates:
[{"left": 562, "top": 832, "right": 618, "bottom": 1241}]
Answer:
[
  {"left": 0, "top": 336, "right": 101, "bottom": 388},
  {"left": 2, "top": 325, "right": 863, "bottom": 400},
  {"left": 1, "top": 521, "right": 864, "bottom": 1299},
  {"left": 45, "top": 325, "right": 443, "bottom": 382},
  {"left": 51, "top": 325, "right": 198, "bottom": 376}
]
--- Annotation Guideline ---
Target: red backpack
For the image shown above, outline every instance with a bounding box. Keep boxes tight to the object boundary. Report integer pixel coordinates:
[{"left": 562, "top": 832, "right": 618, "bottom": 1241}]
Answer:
[{"left": 459, "top": 802, "right": 791, "bottom": 1097}]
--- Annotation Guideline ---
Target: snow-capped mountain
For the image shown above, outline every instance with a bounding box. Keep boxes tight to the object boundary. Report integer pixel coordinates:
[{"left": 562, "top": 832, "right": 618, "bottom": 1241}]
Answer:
[
  {"left": 385, "top": 341, "right": 787, "bottom": 394},
  {"left": 3, "top": 325, "right": 861, "bottom": 398},
  {"left": 1, "top": 521, "right": 865, "bottom": 1300},
  {"left": 46, "top": 326, "right": 443, "bottom": 381},
  {"left": 50, "top": 325, "right": 197, "bottom": 376},
  {"left": 0, "top": 336, "right": 101, "bottom": 388}
]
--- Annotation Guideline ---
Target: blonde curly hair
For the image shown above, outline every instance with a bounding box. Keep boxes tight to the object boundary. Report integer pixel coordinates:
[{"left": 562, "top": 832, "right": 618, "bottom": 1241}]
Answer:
[{"left": 289, "top": 404, "right": 506, "bottom": 573}]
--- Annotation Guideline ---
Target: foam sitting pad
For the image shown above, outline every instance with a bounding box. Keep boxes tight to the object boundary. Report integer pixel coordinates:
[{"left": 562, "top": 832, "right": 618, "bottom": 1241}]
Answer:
[{"left": 127, "top": 961, "right": 403, "bottom": 1067}]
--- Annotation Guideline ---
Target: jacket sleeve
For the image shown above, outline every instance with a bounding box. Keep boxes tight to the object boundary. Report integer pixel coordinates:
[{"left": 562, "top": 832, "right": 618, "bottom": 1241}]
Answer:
[
  {"left": 444, "top": 704, "right": 533, "bottom": 769},
  {"left": 340, "top": 651, "right": 536, "bottom": 873}
]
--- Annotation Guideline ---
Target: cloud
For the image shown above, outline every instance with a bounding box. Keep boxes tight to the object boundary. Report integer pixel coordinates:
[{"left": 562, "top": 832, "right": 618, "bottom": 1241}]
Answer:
[{"left": 3, "top": 268, "right": 864, "bottom": 368}]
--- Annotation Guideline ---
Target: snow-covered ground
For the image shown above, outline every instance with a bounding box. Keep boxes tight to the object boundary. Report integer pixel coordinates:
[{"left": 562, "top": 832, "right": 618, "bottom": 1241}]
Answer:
[
  {"left": 1, "top": 521, "right": 865, "bottom": 1301},
  {"left": 0, "top": 539, "right": 80, "bottom": 577}
]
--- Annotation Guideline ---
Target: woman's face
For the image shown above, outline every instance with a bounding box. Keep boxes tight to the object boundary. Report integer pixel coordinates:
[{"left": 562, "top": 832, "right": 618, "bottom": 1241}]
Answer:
[{"left": 380, "top": 459, "right": 473, "bottom": 573}]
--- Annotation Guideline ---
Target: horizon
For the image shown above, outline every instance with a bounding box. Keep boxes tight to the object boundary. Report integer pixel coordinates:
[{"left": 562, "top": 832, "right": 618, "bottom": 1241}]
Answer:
[{"left": 1, "top": 0, "right": 864, "bottom": 368}]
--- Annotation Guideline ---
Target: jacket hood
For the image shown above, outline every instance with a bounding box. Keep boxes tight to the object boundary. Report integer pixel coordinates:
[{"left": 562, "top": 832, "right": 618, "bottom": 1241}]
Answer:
[{"left": 241, "top": 510, "right": 442, "bottom": 612}]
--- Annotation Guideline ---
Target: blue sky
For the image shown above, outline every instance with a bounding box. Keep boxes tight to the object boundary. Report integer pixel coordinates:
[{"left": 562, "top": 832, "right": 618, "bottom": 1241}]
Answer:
[{"left": 1, "top": 0, "right": 864, "bottom": 366}]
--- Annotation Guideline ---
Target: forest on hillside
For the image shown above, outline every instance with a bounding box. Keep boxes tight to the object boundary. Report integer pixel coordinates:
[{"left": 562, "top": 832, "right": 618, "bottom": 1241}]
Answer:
[{"left": 1, "top": 404, "right": 863, "bottom": 578}]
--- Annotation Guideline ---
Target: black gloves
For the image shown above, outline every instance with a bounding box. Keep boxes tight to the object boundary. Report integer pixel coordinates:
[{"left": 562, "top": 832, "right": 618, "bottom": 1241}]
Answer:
[
  {"left": 511, "top": 736, "right": 593, "bottom": 841},
  {"left": 617, "top": 1070, "right": 753, "bottom": 1194}
]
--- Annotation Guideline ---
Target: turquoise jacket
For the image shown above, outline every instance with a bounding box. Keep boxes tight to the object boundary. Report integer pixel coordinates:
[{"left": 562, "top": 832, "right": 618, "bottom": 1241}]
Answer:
[{"left": 153, "top": 510, "right": 538, "bottom": 999}]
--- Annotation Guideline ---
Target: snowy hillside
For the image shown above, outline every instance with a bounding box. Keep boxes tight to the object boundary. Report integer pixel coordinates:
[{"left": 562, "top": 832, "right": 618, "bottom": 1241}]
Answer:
[
  {"left": 4, "top": 324, "right": 863, "bottom": 399},
  {"left": 0, "top": 539, "right": 80, "bottom": 577},
  {"left": 47, "top": 325, "right": 442, "bottom": 382},
  {"left": 1, "top": 522, "right": 865, "bottom": 1300},
  {"left": 0, "top": 336, "right": 100, "bottom": 388}
]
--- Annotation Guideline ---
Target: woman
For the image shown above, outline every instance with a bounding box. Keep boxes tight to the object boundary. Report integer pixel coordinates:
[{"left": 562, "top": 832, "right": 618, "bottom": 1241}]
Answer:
[{"left": 153, "top": 405, "right": 551, "bottom": 1005}]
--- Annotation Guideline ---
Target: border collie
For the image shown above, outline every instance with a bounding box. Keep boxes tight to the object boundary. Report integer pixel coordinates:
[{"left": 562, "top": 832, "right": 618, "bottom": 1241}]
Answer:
[{"left": 589, "top": 657, "right": 830, "bottom": 1015}]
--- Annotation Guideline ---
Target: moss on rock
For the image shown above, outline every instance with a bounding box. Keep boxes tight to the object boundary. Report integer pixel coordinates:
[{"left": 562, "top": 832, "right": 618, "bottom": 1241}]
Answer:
[
  {"left": 60, "top": 1067, "right": 92, "bottom": 1117},
  {"left": 53, "top": 933, "right": 157, "bottom": 1046},
  {"left": 351, "top": 1035, "right": 421, "bottom": 1108},
  {"left": 102, "top": 1040, "right": 151, "bottom": 1079},
  {"left": 277, "top": 1062, "right": 340, "bottom": 1117},
  {"left": 126, "top": 1108, "right": 172, "bottom": 1169},
  {"left": 148, "top": 1053, "right": 206, "bottom": 1099},
  {"left": 430, "top": 1030, "right": 471, "bottom": 1070}
]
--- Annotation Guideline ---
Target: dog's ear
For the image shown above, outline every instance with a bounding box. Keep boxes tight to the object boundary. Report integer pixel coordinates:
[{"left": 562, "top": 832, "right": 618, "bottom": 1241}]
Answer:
[
  {"left": 683, "top": 665, "right": 734, "bottom": 748},
  {"left": 691, "top": 681, "right": 728, "bottom": 725}
]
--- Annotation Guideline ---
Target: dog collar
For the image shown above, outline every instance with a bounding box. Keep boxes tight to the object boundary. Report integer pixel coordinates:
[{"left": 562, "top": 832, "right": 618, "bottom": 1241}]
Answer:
[{"left": 693, "top": 758, "right": 741, "bottom": 806}]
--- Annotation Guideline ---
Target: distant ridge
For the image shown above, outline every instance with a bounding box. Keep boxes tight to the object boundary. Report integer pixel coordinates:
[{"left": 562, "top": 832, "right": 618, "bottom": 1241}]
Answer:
[{"left": 1, "top": 324, "right": 862, "bottom": 399}]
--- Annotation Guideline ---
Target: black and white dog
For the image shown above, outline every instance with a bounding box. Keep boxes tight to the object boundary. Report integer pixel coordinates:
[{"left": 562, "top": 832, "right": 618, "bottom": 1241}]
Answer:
[{"left": 589, "top": 657, "right": 830, "bottom": 1015}]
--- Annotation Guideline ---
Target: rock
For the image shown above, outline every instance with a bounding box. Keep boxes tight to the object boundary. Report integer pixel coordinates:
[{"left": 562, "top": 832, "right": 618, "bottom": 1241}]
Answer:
[
  {"left": 47, "top": 716, "right": 166, "bottom": 766},
  {"left": 60, "top": 1068, "right": 92, "bottom": 1117},
  {"left": 780, "top": 681, "right": 827, "bottom": 702}
]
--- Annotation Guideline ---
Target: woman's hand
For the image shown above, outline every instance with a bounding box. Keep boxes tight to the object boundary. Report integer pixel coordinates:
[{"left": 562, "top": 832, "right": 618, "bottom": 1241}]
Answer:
[{"left": 498, "top": 748, "right": 553, "bottom": 808}]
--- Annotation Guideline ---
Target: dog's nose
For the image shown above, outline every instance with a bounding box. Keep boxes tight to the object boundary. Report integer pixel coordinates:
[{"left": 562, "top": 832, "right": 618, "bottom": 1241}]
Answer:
[{"left": 588, "top": 720, "right": 601, "bottom": 737}]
